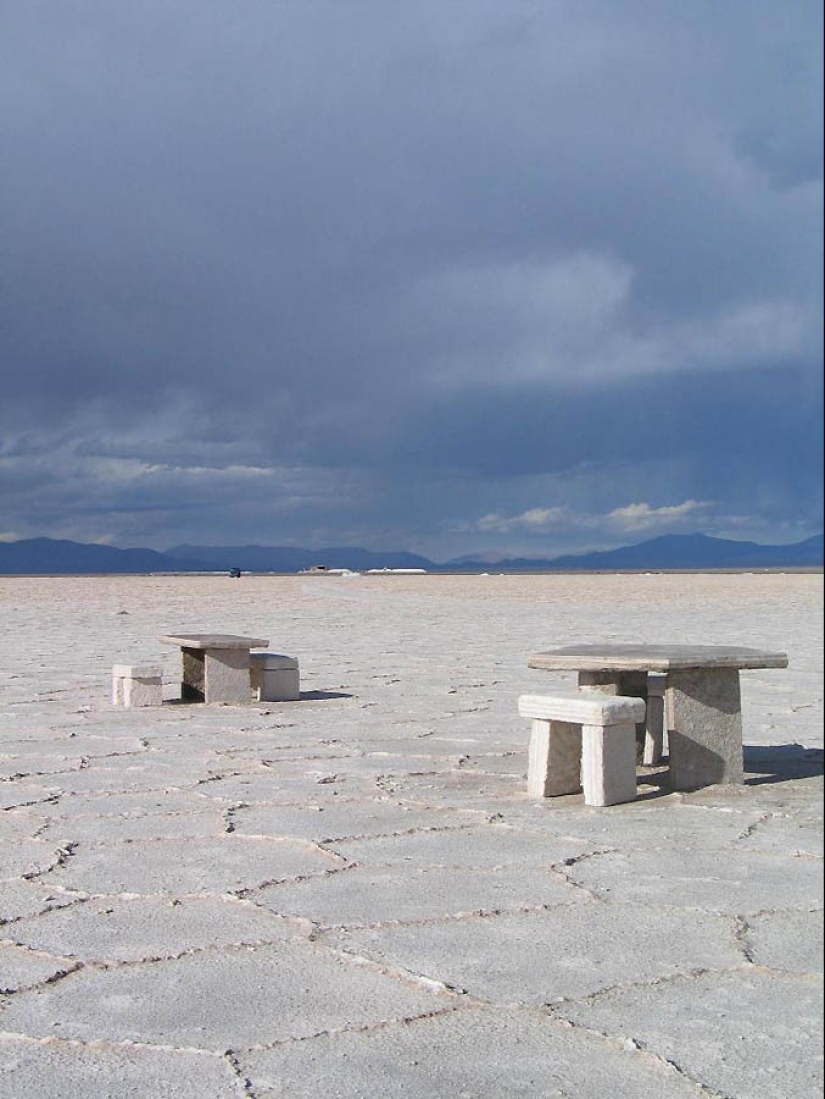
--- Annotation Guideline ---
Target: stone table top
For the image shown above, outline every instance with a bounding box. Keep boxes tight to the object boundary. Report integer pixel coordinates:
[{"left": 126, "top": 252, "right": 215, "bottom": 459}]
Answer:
[
  {"left": 527, "top": 643, "right": 789, "bottom": 673},
  {"left": 159, "top": 633, "right": 270, "bottom": 650}
]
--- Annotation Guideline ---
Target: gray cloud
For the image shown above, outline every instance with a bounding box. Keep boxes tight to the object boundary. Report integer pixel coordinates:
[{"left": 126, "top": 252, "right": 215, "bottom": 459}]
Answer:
[{"left": 0, "top": 1, "right": 821, "bottom": 556}]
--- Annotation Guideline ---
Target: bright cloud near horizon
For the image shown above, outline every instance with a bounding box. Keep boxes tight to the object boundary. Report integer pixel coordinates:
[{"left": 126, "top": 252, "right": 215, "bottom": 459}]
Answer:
[{"left": 0, "top": 2, "right": 822, "bottom": 560}]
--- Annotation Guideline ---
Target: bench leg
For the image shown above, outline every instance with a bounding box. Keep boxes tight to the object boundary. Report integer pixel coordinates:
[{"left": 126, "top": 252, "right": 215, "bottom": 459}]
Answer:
[
  {"left": 581, "top": 720, "right": 637, "bottom": 806},
  {"left": 666, "top": 668, "right": 743, "bottom": 788},
  {"left": 124, "top": 677, "right": 162, "bottom": 708},
  {"left": 528, "top": 719, "right": 582, "bottom": 797},
  {"left": 643, "top": 674, "right": 666, "bottom": 765}
]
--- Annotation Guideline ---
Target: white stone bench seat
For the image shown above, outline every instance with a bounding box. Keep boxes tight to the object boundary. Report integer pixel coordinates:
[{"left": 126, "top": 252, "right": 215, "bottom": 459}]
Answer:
[
  {"left": 112, "top": 664, "right": 163, "bottom": 708},
  {"left": 250, "top": 653, "right": 300, "bottom": 702},
  {"left": 518, "top": 692, "right": 646, "bottom": 807}
]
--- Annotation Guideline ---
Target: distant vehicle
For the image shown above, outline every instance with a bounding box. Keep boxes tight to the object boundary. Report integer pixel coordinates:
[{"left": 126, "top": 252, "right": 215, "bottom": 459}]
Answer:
[{"left": 228, "top": 567, "right": 242, "bottom": 578}]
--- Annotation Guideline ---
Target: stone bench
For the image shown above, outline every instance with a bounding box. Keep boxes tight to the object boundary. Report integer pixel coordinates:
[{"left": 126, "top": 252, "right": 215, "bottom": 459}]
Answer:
[
  {"left": 518, "top": 692, "right": 646, "bottom": 807},
  {"left": 249, "top": 653, "right": 300, "bottom": 702},
  {"left": 112, "top": 664, "right": 163, "bottom": 708}
]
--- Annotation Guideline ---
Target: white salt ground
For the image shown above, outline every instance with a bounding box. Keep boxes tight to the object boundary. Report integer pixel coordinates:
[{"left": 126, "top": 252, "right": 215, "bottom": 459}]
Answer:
[{"left": 0, "top": 571, "right": 822, "bottom": 1098}]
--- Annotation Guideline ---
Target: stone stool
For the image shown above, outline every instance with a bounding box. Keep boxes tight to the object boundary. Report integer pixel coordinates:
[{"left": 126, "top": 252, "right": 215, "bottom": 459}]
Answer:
[
  {"left": 112, "top": 664, "right": 163, "bottom": 708},
  {"left": 250, "top": 653, "right": 300, "bottom": 702},
  {"left": 518, "top": 692, "right": 646, "bottom": 807}
]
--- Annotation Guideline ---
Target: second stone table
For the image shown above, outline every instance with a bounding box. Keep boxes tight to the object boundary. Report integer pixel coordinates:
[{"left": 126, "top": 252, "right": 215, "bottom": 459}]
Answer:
[{"left": 160, "top": 633, "right": 269, "bottom": 704}]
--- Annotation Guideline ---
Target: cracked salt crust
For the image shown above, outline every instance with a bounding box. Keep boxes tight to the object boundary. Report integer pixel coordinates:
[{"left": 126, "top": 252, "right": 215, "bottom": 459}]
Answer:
[
  {"left": 557, "top": 968, "right": 823, "bottom": 1099},
  {"left": 0, "top": 571, "right": 822, "bottom": 1099}
]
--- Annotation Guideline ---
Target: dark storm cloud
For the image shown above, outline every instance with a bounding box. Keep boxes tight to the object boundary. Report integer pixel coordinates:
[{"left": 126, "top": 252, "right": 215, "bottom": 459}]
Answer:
[{"left": 0, "top": 1, "right": 821, "bottom": 555}]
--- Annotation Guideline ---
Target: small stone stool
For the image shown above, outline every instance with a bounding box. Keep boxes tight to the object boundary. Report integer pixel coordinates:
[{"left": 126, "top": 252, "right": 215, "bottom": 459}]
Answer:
[
  {"left": 112, "top": 664, "right": 163, "bottom": 708},
  {"left": 518, "top": 692, "right": 646, "bottom": 807},
  {"left": 250, "top": 653, "right": 300, "bottom": 702}
]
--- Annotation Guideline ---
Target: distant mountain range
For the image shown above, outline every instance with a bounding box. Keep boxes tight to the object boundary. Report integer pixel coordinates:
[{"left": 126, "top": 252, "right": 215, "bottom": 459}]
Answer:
[
  {"left": 0, "top": 532, "right": 821, "bottom": 574},
  {"left": 451, "top": 532, "right": 825, "bottom": 572},
  {"left": 0, "top": 538, "right": 199, "bottom": 574}
]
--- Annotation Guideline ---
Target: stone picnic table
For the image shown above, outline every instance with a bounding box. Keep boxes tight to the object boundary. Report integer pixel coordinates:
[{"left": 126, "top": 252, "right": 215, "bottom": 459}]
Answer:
[
  {"left": 159, "top": 633, "right": 269, "bottom": 704},
  {"left": 527, "top": 644, "right": 789, "bottom": 789}
]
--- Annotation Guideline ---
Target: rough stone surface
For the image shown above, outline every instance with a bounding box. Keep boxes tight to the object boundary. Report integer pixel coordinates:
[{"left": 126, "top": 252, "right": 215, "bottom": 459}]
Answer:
[
  {"left": 0, "top": 572, "right": 821, "bottom": 1099},
  {"left": 527, "top": 718, "right": 582, "bottom": 797},
  {"left": 123, "top": 676, "right": 163, "bottom": 709},
  {"left": 112, "top": 665, "right": 162, "bottom": 708},
  {"left": 668, "top": 666, "right": 744, "bottom": 787},
  {"left": 250, "top": 653, "right": 300, "bottom": 702},
  {"left": 519, "top": 692, "right": 645, "bottom": 725},
  {"left": 530, "top": 644, "right": 789, "bottom": 671},
  {"left": 204, "top": 647, "right": 253, "bottom": 705},
  {"left": 643, "top": 673, "right": 666, "bottom": 765},
  {"left": 581, "top": 720, "right": 637, "bottom": 806}
]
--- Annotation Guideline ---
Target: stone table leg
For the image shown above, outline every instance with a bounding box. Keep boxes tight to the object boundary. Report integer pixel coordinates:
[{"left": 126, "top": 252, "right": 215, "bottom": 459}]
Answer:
[
  {"left": 203, "top": 648, "right": 252, "bottom": 704},
  {"left": 578, "top": 670, "right": 648, "bottom": 759},
  {"left": 578, "top": 670, "right": 622, "bottom": 694},
  {"left": 643, "top": 673, "right": 666, "bottom": 765},
  {"left": 527, "top": 719, "right": 582, "bottom": 797},
  {"left": 666, "top": 668, "right": 744, "bottom": 788},
  {"left": 181, "top": 647, "right": 205, "bottom": 701}
]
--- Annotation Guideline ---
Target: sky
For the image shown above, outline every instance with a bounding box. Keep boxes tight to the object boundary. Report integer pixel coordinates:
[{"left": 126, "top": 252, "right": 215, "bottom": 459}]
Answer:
[{"left": 1, "top": 1, "right": 822, "bottom": 561}]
